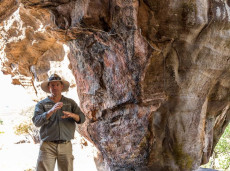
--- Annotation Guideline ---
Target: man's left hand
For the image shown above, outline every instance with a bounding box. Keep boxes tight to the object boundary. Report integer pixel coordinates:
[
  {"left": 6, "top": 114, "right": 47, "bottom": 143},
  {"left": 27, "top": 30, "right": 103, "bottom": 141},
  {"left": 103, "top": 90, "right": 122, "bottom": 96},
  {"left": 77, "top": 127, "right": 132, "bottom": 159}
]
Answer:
[{"left": 62, "top": 111, "right": 80, "bottom": 122}]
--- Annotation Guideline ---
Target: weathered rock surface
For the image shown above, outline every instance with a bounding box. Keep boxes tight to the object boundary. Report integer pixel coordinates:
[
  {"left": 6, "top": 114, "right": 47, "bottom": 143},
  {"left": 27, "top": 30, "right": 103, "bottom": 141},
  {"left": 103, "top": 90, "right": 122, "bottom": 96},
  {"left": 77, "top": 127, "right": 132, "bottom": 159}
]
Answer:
[{"left": 0, "top": 0, "right": 229, "bottom": 171}]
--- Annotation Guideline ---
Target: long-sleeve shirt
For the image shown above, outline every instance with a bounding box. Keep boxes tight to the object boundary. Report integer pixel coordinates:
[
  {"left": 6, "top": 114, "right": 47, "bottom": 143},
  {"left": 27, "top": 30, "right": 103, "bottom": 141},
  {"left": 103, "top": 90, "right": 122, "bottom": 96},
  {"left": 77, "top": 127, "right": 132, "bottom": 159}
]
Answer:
[{"left": 32, "top": 95, "right": 85, "bottom": 141}]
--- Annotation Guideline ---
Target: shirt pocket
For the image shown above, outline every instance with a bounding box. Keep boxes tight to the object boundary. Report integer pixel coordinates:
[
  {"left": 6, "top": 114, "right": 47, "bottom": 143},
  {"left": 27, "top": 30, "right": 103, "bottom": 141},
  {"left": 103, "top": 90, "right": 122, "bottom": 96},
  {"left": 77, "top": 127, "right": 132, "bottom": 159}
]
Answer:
[
  {"left": 62, "top": 103, "right": 71, "bottom": 112},
  {"left": 44, "top": 104, "right": 53, "bottom": 111},
  {"left": 44, "top": 104, "right": 56, "bottom": 121}
]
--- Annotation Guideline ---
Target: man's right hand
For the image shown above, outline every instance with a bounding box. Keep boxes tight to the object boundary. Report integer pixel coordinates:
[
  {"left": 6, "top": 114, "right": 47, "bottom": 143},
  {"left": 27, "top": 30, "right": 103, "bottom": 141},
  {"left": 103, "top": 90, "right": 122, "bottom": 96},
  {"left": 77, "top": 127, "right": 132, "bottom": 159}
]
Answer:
[
  {"left": 46, "top": 102, "right": 63, "bottom": 119},
  {"left": 51, "top": 102, "right": 63, "bottom": 113}
]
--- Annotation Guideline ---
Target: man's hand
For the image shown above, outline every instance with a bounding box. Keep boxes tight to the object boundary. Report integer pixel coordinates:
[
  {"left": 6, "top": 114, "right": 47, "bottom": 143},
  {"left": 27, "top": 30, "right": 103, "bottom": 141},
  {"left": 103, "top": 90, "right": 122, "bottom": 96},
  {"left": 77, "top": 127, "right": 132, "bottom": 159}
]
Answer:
[
  {"left": 62, "top": 111, "right": 80, "bottom": 122},
  {"left": 46, "top": 102, "right": 63, "bottom": 119},
  {"left": 51, "top": 102, "right": 63, "bottom": 113}
]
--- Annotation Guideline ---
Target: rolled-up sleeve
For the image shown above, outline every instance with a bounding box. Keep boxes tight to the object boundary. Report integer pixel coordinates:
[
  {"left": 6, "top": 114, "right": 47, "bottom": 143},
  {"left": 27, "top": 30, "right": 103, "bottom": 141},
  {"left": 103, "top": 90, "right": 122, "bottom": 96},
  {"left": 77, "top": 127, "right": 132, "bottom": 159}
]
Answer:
[
  {"left": 32, "top": 102, "right": 49, "bottom": 127},
  {"left": 72, "top": 101, "right": 85, "bottom": 124}
]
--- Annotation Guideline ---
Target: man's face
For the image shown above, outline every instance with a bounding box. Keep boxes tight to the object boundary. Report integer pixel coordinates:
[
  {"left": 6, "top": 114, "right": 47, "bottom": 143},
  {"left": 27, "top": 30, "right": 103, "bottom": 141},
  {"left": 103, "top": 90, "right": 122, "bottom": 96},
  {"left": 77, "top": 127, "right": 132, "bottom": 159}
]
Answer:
[{"left": 48, "top": 81, "right": 64, "bottom": 96}]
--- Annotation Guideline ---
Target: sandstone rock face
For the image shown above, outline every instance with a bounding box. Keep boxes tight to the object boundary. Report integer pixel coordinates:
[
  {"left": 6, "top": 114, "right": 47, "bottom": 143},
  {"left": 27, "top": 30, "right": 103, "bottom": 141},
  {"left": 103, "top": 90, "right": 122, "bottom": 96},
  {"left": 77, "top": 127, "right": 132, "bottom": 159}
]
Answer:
[{"left": 0, "top": 0, "right": 230, "bottom": 171}]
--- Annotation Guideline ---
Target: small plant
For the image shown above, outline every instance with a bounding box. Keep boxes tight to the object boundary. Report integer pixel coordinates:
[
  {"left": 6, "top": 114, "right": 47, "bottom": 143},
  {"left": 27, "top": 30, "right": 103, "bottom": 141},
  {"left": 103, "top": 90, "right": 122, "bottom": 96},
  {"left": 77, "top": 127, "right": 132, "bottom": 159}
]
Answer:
[
  {"left": 14, "top": 121, "right": 30, "bottom": 135},
  {"left": 202, "top": 124, "right": 230, "bottom": 170},
  {"left": 0, "top": 119, "right": 4, "bottom": 134},
  {"left": 14, "top": 120, "right": 40, "bottom": 144},
  {"left": 13, "top": 105, "right": 40, "bottom": 144}
]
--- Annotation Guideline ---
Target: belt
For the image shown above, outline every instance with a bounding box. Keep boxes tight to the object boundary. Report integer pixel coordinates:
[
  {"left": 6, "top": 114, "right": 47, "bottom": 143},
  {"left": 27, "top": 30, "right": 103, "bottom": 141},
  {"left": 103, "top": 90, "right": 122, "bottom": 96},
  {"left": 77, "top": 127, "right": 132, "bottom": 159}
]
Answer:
[{"left": 49, "top": 140, "right": 70, "bottom": 144}]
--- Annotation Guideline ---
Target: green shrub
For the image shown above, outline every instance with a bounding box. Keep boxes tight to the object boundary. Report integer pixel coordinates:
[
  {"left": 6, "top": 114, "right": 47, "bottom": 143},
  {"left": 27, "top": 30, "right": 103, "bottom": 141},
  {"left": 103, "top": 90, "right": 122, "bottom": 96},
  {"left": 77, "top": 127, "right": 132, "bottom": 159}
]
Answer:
[{"left": 203, "top": 124, "right": 230, "bottom": 170}]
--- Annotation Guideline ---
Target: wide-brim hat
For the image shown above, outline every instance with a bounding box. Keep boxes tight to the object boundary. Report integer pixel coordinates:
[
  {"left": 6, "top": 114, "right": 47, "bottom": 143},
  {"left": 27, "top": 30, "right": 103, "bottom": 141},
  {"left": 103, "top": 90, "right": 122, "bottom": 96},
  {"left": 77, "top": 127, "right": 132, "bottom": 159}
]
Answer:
[{"left": 41, "top": 74, "right": 70, "bottom": 93}]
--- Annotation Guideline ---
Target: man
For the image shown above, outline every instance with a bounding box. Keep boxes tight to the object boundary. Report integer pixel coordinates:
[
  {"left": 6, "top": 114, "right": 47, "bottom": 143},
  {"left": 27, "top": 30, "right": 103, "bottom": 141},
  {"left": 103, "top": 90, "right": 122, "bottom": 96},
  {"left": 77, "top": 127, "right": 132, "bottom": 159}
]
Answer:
[{"left": 32, "top": 74, "right": 85, "bottom": 171}]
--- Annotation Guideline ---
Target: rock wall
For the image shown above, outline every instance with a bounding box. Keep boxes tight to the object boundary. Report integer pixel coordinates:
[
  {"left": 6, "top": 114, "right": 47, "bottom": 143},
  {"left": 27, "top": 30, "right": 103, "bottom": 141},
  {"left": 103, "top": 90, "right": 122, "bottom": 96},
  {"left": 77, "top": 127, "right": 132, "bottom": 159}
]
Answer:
[{"left": 0, "top": 0, "right": 229, "bottom": 170}]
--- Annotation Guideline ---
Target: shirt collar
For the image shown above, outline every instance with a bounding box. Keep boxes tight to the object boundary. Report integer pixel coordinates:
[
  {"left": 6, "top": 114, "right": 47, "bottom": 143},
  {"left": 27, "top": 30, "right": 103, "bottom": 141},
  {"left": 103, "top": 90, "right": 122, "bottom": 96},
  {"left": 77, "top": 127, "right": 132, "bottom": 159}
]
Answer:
[{"left": 44, "top": 95, "right": 65, "bottom": 103}]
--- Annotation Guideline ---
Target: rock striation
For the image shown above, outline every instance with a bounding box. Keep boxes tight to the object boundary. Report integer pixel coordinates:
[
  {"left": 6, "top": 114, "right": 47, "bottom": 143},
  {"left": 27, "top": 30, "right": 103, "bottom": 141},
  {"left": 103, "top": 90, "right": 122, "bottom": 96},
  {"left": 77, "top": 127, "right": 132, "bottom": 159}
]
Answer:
[{"left": 0, "top": 0, "right": 229, "bottom": 170}]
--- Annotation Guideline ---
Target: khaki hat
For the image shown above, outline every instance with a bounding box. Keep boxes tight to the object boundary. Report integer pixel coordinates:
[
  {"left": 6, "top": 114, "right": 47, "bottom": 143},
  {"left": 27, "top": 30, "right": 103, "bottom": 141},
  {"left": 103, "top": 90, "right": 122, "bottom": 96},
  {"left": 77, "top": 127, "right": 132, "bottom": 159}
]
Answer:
[{"left": 41, "top": 74, "right": 70, "bottom": 93}]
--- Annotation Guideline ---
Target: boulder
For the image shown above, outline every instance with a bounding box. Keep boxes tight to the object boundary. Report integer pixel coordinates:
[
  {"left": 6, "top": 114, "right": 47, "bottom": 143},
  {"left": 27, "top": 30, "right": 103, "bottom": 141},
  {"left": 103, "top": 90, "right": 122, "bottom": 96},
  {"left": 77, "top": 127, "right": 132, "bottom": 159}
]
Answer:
[{"left": 0, "top": 0, "right": 229, "bottom": 170}]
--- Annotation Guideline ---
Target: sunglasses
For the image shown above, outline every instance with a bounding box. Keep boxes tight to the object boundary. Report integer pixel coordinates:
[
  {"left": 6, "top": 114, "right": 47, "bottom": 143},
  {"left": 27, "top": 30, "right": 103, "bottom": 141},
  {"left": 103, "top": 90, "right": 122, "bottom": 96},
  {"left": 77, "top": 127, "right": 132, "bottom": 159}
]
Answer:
[{"left": 49, "top": 76, "right": 61, "bottom": 81}]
